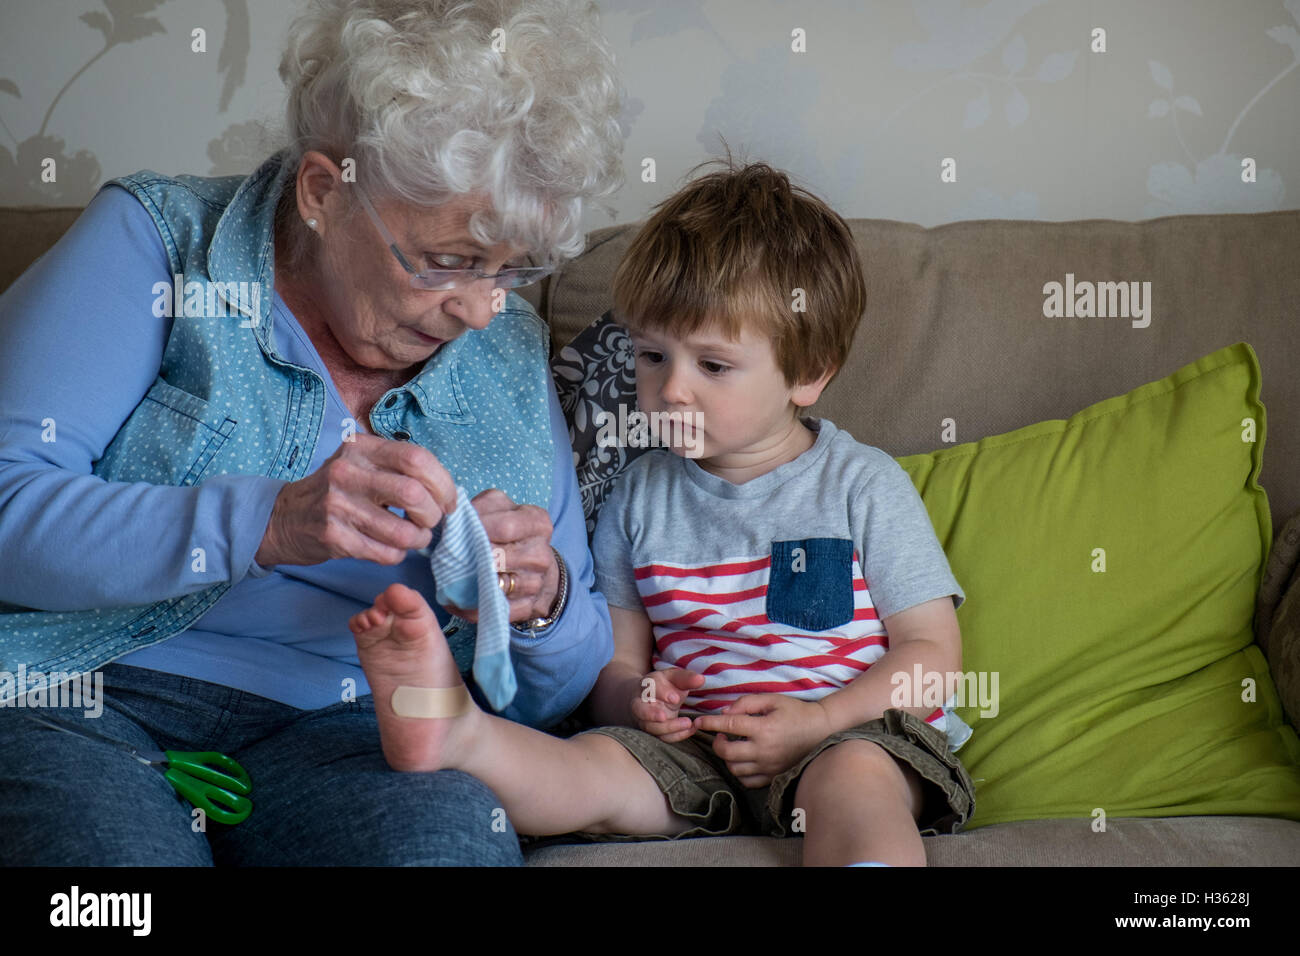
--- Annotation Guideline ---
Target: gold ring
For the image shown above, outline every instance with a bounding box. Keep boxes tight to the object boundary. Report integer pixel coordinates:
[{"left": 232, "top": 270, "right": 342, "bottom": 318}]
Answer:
[{"left": 498, "top": 572, "right": 515, "bottom": 596}]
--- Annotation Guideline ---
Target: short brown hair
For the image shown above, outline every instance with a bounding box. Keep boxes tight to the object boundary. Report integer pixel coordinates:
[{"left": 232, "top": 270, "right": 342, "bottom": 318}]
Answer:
[{"left": 611, "top": 155, "right": 866, "bottom": 387}]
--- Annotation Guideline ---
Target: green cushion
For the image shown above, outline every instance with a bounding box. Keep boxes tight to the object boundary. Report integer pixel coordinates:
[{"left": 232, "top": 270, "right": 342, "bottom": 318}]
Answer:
[{"left": 897, "top": 342, "right": 1300, "bottom": 828}]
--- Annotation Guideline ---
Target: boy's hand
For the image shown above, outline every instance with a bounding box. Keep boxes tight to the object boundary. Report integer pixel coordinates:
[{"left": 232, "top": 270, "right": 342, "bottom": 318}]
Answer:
[
  {"left": 630, "top": 668, "right": 706, "bottom": 743},
  {"left": 694, "top": 695, "right": 833, "bottom": 788}
]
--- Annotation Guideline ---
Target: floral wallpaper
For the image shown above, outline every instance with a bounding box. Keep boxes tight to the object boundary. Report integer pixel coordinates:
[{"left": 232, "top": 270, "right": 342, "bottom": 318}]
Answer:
[
  {"left": 1, "top": 0, "right": 253, "bottom": 204},
  {"left": 0, "top": 0, "right": 1296, "bottom": 225}
]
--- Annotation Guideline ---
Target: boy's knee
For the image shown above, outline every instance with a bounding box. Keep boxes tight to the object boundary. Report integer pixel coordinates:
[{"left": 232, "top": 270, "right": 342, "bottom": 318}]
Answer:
[{"left": 796, "top": 740, "right": 923, "bottom": 817}]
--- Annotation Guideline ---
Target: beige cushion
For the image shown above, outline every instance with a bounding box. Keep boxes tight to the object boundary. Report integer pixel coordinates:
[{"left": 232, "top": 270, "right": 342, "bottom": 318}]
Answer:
[
  {"left": 1268, "top": 539, "right": 1300, "bottom": 727},
  {"left": 540, "top": 214, "right": 1300, "bottom": 546},
  {"left": 10, "top": 206, "right": 1297, "bottom": 541},
  {"left": 1260, "top": 508, "right": 1300, "bottom": 654},
  {"left": 525, "top": 816, "right": 1300, "bottom": 866}
]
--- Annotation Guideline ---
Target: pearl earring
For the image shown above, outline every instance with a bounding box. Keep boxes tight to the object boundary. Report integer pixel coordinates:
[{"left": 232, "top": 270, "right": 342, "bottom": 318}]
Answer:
[{"left": 306, "top": 218, "right": 318, "bottom": 231}]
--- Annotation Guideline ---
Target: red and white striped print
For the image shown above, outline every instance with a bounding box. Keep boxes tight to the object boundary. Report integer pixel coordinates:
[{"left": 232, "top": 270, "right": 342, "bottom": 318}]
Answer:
[{"left": 636, "top": 549, "right": 947, "bottom": 732}]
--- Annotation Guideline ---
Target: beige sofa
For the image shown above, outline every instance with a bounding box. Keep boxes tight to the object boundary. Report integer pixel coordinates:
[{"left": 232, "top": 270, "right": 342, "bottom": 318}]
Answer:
[{"left": 4, "top": 204, "right": 1299, "bottom": 866}]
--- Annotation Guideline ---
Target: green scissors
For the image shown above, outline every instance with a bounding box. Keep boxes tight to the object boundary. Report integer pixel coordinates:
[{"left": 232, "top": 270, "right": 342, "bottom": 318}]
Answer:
[{"left": 27, "top": 712, "right": 253, "bottom": 825}]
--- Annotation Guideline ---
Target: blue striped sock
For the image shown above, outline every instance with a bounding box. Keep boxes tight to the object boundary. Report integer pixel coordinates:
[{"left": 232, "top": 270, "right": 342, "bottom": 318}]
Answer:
[{"left": 428, "top": 486, "right": 517, "bottom": 710}]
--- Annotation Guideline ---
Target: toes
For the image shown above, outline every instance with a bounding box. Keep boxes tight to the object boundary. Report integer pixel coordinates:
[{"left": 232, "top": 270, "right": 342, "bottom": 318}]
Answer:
[
  {"left": 376, "top": 584, "right": 438, "bottom": 637},
  {"left": 377, "top": 582, "right": 427, "bottom": 618},
  {"left": 349, "top": 609, "right": 394, "bottom": 648},
  {"left": 353, "top": 607, "right": 390, "bottom": 631},
  {"left": 351, "top": 585, "right": 439, "bottom": 652}
]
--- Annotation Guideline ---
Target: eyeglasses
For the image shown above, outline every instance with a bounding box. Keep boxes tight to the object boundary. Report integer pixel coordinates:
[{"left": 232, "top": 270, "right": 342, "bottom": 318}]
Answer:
[{"left": 354, "top": 186, "right": 554, "bottom": 291}]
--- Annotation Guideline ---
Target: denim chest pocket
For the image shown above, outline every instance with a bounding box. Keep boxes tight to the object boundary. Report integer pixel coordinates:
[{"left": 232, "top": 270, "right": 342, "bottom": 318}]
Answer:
[
  {"left": 94, "top": 377, "right": 239, "bottom": 487},
  {"left": 765, "top": 538, "right": 856, "bottom": 631}
]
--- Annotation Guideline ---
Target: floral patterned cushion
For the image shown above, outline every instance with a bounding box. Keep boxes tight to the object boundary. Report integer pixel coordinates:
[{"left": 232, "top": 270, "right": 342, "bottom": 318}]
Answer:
[{"left": 550, "top": 312, "right": 652, "bottom": 542}]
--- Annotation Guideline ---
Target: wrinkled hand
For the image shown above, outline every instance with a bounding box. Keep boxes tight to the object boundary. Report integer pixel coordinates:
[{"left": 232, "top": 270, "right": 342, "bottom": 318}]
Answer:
[
  {"left": 630, "top": 668, "right": 706, "bottom": 743},
  {"left": 255, "top": 434, "right": 454, "bottom": 568},
  {"left": 693, "top": 695, "right": 833, "bottom": 788},
  {"left": 441, "top": 488, "right": 560, "bottom": 626}
]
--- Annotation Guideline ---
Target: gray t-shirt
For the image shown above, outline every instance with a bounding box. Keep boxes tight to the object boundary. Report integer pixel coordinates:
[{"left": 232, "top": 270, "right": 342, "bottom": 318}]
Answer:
[{"left": 592, "top": 417, "right": 965, "bottom": 715}]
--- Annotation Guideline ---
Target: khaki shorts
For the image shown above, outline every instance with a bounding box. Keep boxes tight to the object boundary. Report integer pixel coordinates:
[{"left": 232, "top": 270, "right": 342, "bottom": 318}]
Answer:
[{"left": 562, "top": 708, "right": 976, "bottom": 842}]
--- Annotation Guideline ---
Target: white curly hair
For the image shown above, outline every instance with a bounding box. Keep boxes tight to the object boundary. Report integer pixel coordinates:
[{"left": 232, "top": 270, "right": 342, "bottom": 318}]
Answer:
[{"left": 275, "top": 0, "right": 625, "bottom": 269}]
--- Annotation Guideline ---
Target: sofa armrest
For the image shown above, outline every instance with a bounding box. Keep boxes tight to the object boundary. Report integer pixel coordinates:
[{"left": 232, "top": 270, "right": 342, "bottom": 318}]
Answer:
[
  {"left": 1258, "top": 507, "right": 1300, "bottom": 654},
  {"left": 1261, "top": 508, "right": 1300, "bottom": 729},
  {"left": 1267, "top": 571, "right": 1300, "bottom": 730}
]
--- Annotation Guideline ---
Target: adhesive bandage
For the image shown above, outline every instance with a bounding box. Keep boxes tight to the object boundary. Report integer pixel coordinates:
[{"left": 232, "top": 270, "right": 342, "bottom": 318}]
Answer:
[{"left": 391, "top": 684, "right": 472, "bottom": 718}]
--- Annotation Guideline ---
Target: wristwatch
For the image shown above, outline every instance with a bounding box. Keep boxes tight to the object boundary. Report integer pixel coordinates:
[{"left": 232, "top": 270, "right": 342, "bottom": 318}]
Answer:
[{"left": 517, "top": 546, "right": 569, "bottom": 634}]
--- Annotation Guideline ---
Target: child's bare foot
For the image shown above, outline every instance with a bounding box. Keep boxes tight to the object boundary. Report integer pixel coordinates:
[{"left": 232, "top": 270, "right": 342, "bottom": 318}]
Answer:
[{"left": 349, "top": 582, "right": 481, "bottom": 772}]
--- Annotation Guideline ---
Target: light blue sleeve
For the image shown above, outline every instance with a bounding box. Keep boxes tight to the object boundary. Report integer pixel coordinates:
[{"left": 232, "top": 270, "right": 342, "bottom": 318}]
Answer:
[
  {"left": 0, "top": 185, "right": 285, "bottom": 611},
  {"left": 590, "top": 474, "right": 643, "bottom": 611},
  {"left": 858, "top": 459, "right": 966, "bottom": 621},
  {"left": 493, "top": 371, "right": 614, "bottom": 729}
]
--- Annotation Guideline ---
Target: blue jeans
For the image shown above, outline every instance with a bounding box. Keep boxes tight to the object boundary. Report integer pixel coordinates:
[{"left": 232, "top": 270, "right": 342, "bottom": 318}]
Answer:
[{"left": 0, "top": 664, "right": 522, "bottom": 865}]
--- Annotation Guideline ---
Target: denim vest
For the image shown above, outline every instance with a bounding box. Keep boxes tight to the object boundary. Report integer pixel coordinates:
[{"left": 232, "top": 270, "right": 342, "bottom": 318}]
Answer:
[{"left": 0, "top": 152, "right": 554, "bottom": 699}]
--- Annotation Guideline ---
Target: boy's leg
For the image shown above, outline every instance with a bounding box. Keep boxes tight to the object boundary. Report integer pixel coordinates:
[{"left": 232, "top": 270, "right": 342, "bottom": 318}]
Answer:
[
  {"left": 350, "top": 582, "right": 694, "bottom": 837},
  {"left": 793, "top": 739, "right": 928, "bottom": 867}
]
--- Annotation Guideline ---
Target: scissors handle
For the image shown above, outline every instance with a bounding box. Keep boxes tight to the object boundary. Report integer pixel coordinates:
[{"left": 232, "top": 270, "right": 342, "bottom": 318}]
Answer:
[
  {"left": 163, "top": 751, "right": 254, "bottom": 826},
  {"left": 165, "top": 750, "right": 253, "bottom": 794}
]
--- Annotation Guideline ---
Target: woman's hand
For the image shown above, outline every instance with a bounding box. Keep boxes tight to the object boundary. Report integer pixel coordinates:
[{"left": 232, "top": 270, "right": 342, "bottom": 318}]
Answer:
[
  {"left": 443, "top": 488, "right": 560, "bottom": 626},
  {"left": 255, "top": 434, "right": 456, "bottom": 568}
]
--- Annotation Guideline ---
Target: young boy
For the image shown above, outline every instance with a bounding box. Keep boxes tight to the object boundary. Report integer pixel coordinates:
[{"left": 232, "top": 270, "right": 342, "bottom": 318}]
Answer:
[{"left": 349, "top": 160, "right": 975, "bottom": 866}]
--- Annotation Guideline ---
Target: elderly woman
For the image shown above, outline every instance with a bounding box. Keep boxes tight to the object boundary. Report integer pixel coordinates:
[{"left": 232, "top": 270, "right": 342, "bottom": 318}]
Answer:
[{"left": 0, "top": 0, "right": 622, "bottom": 865}]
